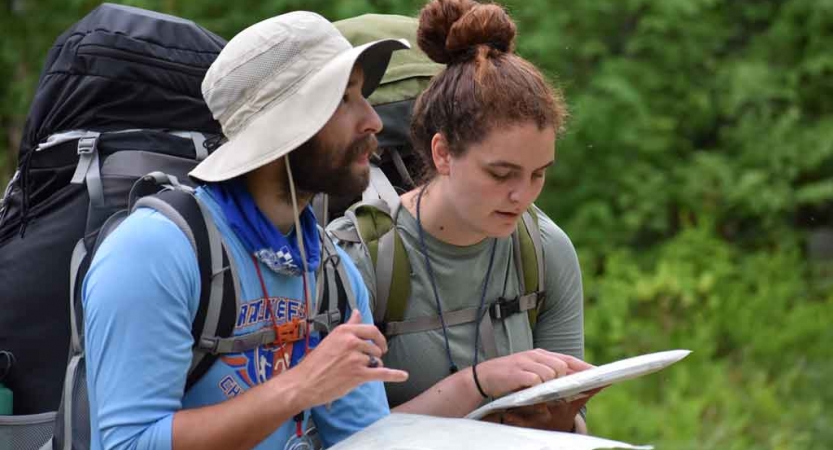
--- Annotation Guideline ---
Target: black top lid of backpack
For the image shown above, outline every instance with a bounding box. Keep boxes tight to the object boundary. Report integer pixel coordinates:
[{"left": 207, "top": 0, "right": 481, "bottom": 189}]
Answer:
[{"left": 18, "top": 3, "right": 226, "bottom": 161}]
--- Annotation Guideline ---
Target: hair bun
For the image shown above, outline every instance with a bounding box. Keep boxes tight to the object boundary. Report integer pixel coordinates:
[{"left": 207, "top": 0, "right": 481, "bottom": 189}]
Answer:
[{"left": 417, "top": 0, "right": 516, "bottom": 65}]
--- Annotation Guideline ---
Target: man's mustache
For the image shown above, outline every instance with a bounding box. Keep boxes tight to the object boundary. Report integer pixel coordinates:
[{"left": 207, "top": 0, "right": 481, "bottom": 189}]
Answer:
[{"left": 345, "top": 134, "right": 378, "bottom": 162}]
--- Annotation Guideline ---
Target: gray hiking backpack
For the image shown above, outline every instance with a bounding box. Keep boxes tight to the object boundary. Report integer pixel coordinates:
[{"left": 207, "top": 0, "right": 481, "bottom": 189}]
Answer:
[
  {"left": 0, "top": 4, "right": 224, "bottom": 449},
  {"left": 0, "top": 5, "right": 354, "bottom": 450}
]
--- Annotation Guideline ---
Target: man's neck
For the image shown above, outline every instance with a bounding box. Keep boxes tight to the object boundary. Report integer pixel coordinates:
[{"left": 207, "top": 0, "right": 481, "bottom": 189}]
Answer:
[
  {"left": 402, "top": 181, "right": 488, "bottom": 247},
  {"left": 244, "top": 158, "right": 313, "bottom": 235}
]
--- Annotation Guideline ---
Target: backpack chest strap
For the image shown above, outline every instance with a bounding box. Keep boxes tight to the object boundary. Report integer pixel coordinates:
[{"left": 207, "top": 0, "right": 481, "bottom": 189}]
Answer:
[
  {"left": 383, "top": 292, "right": 541, "bottom": 336},
  {"left": 198, "top": 328, "right": 280, "bottom": 354},
  {"left": 489, "top": 292, "right": 543, "bottom": 320},
  {"left": 198, "top": 319, "right": 311, "bottom": 354}
]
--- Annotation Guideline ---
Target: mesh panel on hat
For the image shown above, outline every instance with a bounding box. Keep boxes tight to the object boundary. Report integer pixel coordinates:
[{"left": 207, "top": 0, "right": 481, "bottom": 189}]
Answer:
[{"left": 211, "top": 38, "right": 304, "bottom": 128}]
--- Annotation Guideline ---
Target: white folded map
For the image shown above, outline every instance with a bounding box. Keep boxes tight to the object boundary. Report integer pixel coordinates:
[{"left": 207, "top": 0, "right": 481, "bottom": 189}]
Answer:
[
  {"left": 466, "top": 349, "right": 692, "bottom": 420},
  {"left": 330, "top": 413, "right": 653, "bottom": 450}
]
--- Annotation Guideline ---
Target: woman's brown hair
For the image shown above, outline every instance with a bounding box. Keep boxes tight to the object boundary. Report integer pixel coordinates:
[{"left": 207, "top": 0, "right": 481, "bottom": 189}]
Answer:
[{"left": 411, "top": 0, "right": 568, "bottom": 180}]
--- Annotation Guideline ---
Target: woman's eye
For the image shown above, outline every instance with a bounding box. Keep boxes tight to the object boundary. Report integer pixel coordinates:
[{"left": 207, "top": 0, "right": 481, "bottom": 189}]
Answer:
[
  {"left": 490, "top": 171, "right": 512, "bottom": 181},
  {"left": 532, "top": 171, "right": 546, "bottom": 180}
]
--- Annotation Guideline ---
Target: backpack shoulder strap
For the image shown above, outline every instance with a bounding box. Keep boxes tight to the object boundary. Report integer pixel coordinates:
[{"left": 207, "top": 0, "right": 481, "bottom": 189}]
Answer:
[
  {"left": 312, "top": 228, "right": 359, "bottom": 335},
  {"left": 345, "top": 198, "right": 411, "bottom": 334},
  {"left": 363, "top": 165, "right": 401, "bottom": 208},
  {"left": 514, "top": 205, "right": 546, "bottom": 329},
  {"left": 311, "top": 193, "right": 329, "bottom": 229},
  {"left": 131, "top": 180, "right": 236, "bottom": 390},
  {"left": 56, "top": 176, "right": 237, "bottom": 450}
]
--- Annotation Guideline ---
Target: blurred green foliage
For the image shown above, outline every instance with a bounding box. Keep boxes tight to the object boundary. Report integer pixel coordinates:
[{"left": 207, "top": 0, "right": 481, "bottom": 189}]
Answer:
[{"left": 1, "top": 0, "right": 831, "bottom": 448}]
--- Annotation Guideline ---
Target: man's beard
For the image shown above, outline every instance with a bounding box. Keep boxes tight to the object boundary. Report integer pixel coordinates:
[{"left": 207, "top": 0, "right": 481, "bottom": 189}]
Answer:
[{"left": 288, "top": 134, "right": 376, "bottom": 198}]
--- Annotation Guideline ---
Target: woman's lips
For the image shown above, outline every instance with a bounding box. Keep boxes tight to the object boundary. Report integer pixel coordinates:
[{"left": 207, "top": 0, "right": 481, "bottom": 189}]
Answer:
[{"left": 495, "top": 210, "right": 521, "bottom": 219}]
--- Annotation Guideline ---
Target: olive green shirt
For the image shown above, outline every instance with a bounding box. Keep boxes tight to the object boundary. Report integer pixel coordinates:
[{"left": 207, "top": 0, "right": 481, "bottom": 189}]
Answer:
[{"left": 327, "top": 206, "right": 584, "bottom": 407}]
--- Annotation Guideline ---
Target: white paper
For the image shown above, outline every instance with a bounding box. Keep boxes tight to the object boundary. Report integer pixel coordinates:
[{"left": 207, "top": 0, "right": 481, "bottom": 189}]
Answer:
[
  {"left": 330, "top": 413, "right": 653, "bottom": 450},
  {"left": 466, "top": 349, "right": 691, "bottom": 420}
]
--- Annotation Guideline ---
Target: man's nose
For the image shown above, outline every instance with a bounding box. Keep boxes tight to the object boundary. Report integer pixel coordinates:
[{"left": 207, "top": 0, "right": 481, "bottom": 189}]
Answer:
[{"left": 359, "top": 97, "right": 383, "bottom": 135}]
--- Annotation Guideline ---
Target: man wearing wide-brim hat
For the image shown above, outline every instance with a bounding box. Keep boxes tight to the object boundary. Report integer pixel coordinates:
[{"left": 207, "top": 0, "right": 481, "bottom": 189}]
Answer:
[{"left": 82, "top": 11, "right": 409, "bottom": 450}]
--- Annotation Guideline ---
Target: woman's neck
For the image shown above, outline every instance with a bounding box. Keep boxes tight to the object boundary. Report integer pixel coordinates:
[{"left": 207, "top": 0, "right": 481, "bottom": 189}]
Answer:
[{"left": 402, "top": 181, "right": 489, "bottom": 247}]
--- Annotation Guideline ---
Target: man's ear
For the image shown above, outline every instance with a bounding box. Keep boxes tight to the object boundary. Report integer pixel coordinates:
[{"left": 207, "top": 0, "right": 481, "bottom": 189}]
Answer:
[{"left": 431, "top": 133, "right": 452, "bottom": 176}]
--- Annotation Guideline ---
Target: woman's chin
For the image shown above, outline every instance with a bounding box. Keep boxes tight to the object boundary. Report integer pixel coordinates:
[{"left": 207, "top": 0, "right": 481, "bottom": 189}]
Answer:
[{"left": 485, "top": 221, "right": 518, "bottom": 239}]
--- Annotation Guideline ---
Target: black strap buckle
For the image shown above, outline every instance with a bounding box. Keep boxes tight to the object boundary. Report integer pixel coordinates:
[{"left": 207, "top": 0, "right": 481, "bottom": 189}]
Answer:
[{"left": 489, "top": 296, "right": 521, "bottom": 320}]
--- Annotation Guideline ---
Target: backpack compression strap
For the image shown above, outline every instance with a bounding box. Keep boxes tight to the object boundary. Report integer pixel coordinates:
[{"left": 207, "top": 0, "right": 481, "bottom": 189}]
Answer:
[{"left": 67, "top": 130, "right": 209, "bottom": 233}]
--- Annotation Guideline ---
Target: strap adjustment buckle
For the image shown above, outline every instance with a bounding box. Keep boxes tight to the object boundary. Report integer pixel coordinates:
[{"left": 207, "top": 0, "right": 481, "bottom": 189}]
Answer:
[
  {"left": 76, "top": 136, "right": 98, "bottom": 155},
  {"left": 489, "top": 296, "right": 521, "bottom": 320},
  {"left": 273, "top": 318, "right": 306, "bottom": 345}
]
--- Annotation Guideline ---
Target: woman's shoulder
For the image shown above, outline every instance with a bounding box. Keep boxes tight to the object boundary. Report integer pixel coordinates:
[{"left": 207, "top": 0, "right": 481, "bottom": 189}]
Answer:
[{"left": 530, "top": 205, "right": 577, "bottom": 258}]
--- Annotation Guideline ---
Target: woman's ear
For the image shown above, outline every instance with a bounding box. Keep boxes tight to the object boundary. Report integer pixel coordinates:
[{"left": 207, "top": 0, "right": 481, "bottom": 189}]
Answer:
[{"left": 431, "top": 133, "right": 452, "bottom": 176}]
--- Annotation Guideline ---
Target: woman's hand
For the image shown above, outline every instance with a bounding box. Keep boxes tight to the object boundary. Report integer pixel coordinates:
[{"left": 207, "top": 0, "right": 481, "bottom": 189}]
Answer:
[
  {"left": 476, "top": 349, "right": 592, "bottom": 398},
  {"left": 475, "top": 350, "right": 601, "bottom": 432},
  {"left": 393, "top": 349, "right": 595, "bottom": 420},
  {"left": 483, "top": 388, "right": 603, "bottom": 432}
]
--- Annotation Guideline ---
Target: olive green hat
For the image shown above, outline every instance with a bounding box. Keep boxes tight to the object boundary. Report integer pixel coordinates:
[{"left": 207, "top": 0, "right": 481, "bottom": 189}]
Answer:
[
  {"left": 335, "top": 14, "right": 443, "bottom": 149},
  {"left": 335, "top": 13, "right": 443, "bottom": 105}
]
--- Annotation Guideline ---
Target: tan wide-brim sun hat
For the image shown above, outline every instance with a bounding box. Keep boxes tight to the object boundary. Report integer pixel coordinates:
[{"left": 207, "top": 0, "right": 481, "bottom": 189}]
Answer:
[{"left": 190, "top": 11, "right": 409, "bottom": 182}]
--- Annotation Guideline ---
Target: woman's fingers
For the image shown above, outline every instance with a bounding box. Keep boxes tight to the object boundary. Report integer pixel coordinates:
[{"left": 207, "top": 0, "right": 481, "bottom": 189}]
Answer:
[
  {"left": 518, "top": 360, "right": 559, "bottom": 384},
  {"left": 524, "top": 352, "right": 569, "bottom": 378},
  {"left": 528, "top": 349, "right": 591, "bottom": 375},
  {"left": 516, "top": 370, "right": 546, "bottom": 388},
  {"left": 542, "top": 351, "right": 594, "bottom": 372}
]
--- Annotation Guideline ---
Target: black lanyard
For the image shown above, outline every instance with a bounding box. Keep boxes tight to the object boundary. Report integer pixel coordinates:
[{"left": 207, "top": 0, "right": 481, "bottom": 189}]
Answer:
[{"left": 416, "top": 185, "right": 498, "bottom": 375}]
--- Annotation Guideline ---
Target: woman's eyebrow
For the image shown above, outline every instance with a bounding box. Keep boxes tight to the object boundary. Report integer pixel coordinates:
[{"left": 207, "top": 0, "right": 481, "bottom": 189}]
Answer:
[{"left": 486, "top": 160, "right": 554, "bottom": 171}]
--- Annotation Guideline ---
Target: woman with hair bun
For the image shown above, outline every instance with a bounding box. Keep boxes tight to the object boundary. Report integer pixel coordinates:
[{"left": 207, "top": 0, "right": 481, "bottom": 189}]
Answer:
[{"left": 329, "top": 0, "right": 597, "bottom": 433}]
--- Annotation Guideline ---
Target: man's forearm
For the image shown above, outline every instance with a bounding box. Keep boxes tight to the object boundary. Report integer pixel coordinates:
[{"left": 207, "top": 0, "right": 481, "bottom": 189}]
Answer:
[{"left": 172, "top": 368, "right": 309, "bottom": 450}]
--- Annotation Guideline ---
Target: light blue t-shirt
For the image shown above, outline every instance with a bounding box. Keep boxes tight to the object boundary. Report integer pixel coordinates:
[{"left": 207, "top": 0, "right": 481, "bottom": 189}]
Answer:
[{"left": 83, "top": 188, "right": 389, "bottom": 450}]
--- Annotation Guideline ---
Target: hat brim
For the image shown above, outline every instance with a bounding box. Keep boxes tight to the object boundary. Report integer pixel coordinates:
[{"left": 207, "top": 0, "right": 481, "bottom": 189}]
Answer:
[{"left": 190, "top": 38, "right": 409, "bottom": 182}]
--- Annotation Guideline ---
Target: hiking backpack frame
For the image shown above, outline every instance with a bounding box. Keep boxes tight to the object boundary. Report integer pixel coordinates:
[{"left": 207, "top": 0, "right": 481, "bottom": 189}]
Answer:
[{"left": 0, "top": 4, "right": 226, "bottom": 449}]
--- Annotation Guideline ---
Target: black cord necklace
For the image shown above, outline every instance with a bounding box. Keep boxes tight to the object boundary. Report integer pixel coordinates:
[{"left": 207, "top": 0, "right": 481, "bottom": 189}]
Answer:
[{"left": 416, "top": 185, "right": 498, "bottom": 375}]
